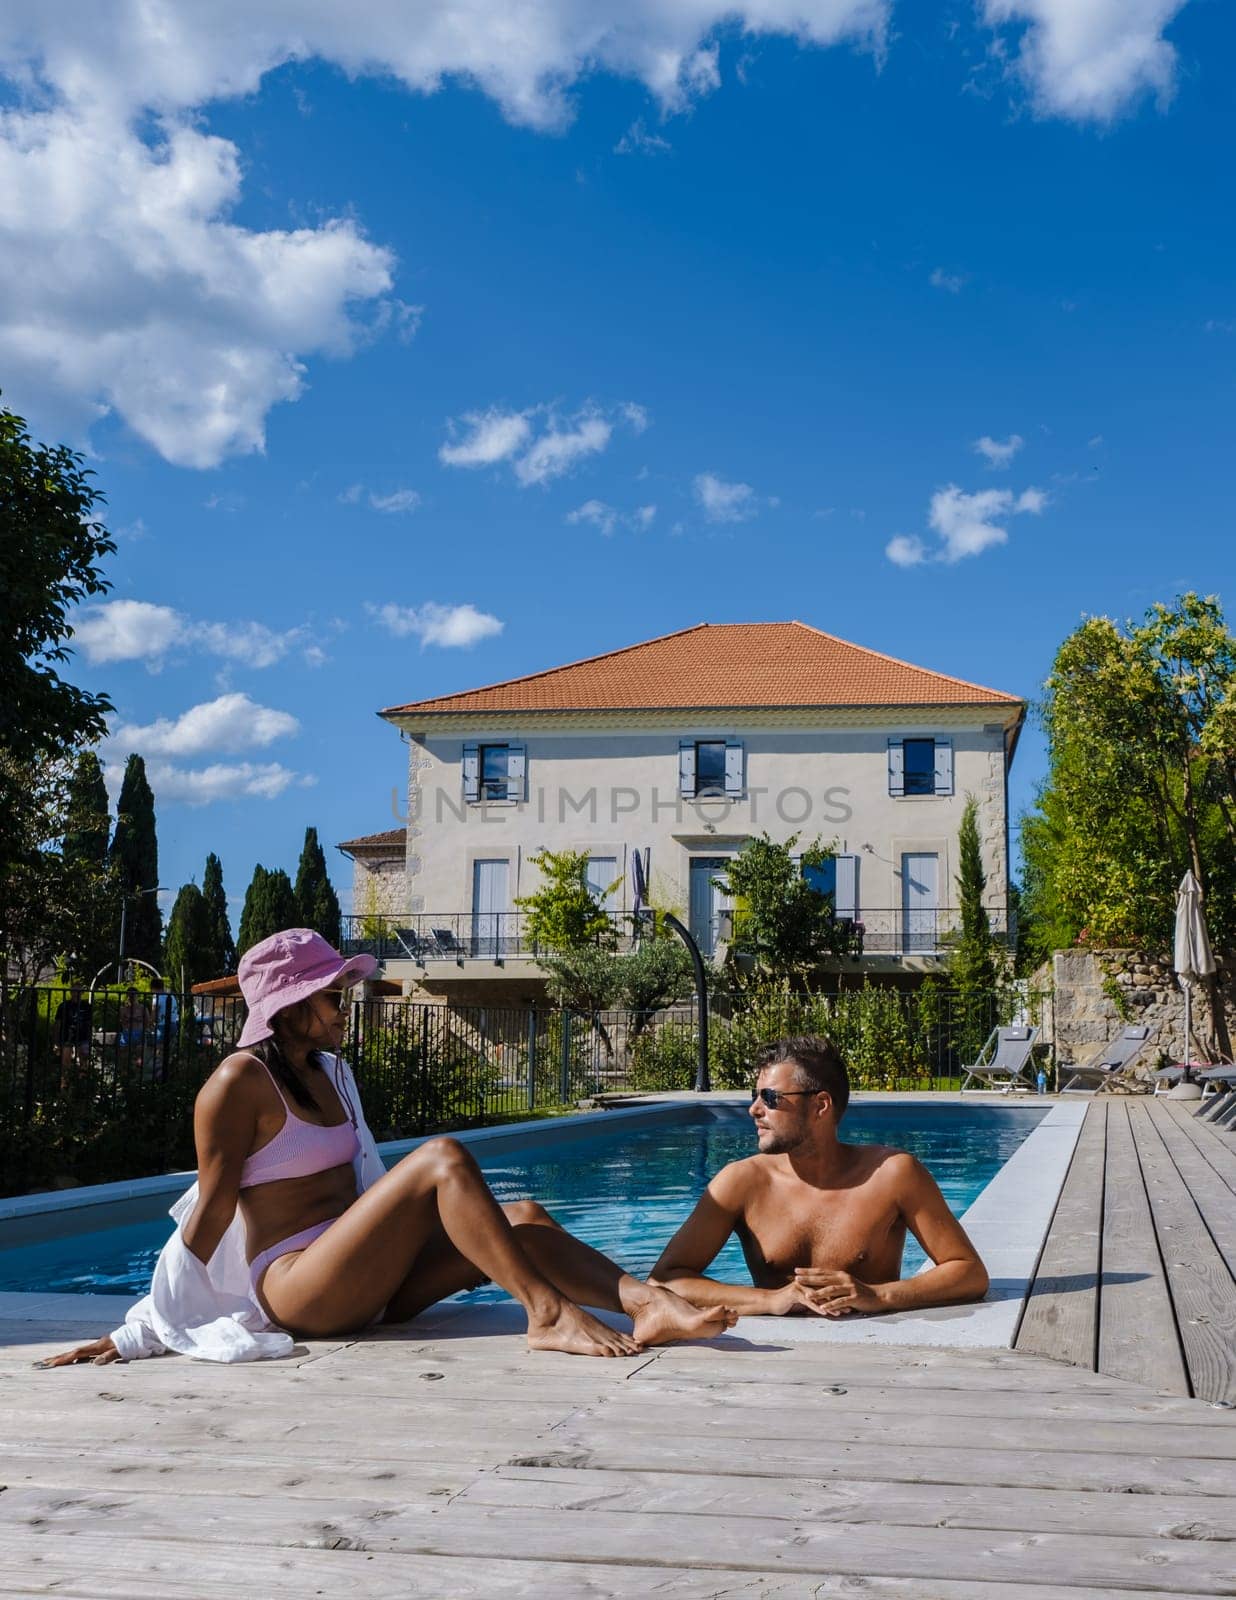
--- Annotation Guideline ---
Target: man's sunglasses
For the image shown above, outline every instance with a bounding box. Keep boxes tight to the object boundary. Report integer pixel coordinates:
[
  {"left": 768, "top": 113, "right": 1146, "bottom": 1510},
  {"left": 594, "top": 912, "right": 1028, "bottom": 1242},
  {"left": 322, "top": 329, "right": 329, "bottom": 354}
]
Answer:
[{"left": 750, "top": 1087, "right": 817, "bottom": 1110}]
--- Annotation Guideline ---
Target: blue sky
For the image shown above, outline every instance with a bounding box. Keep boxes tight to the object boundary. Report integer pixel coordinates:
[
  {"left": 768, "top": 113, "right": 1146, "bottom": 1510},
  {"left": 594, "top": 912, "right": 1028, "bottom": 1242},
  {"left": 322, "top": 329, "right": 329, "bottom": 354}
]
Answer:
[{"left": 2, "top": 1, "right": 1231, "bottom": 925}]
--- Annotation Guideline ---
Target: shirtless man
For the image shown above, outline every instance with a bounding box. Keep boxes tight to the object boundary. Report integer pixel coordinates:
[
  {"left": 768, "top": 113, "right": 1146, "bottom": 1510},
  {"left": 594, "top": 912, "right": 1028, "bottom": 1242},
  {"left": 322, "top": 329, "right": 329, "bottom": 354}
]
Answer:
[{"left": 651, "top": 1036, "right": 989, "bottom": 1318}]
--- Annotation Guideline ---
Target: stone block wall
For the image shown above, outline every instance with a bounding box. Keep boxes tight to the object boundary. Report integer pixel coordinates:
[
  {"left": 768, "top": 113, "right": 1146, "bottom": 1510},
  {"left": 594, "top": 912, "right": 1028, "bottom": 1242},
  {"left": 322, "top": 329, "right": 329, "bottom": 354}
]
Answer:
[{"left": 1031, "top": 947, "right": 1234, "bottom": 1072}]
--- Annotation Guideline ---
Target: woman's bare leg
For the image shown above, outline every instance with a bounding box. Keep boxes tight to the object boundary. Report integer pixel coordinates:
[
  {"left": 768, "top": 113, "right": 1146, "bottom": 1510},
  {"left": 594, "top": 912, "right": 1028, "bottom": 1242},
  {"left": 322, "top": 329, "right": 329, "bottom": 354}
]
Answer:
[
  {"left": 384, "top": 1200, "right": 737, "bottom": 1345},
  {"left": 258, "top": 1139, "right": 640, "bottom": 1356}
]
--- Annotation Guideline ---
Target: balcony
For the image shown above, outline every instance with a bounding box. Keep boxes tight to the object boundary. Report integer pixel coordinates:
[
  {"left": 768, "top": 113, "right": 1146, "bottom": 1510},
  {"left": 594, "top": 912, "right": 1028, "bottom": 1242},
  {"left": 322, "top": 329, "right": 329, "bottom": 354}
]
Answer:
[{"left": 342, "top": 904, "right": 1015, "bottom": 966}]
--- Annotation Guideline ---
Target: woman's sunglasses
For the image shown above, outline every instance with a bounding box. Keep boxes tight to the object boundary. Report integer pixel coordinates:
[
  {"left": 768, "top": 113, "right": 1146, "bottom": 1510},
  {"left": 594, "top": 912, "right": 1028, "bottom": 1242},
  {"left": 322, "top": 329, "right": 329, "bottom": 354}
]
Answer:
[
  {"left": 750, "top": 1087, "right": 816, "bottom": 1110},
  {"left": 319, "top": 987, "right": 354, "bottom": 1013}
]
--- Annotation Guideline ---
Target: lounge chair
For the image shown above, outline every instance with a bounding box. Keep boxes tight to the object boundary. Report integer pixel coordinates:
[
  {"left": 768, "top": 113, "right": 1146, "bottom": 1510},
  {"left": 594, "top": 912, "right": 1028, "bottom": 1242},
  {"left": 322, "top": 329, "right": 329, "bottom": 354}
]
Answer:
[
  {"left": 960, "top": 1025, "right": 1040, "bottom": 1094},
  {"left": 430, "top": 927, "right": 468, "bottom": 963},
  {"left": 1059, "top": 1025, "right": 1151, "bottom": 1093}
]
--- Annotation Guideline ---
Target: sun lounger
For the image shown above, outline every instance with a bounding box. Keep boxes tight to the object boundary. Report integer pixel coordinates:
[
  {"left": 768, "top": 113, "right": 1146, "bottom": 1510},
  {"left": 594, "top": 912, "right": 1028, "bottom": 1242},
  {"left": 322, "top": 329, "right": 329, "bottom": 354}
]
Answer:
[
  {"left": 1059, "top": 1025, "right": 1151, "bottom": 1093},
  {"left": 960, "top": 1025, "right": 1040, "bottom": 1093}
]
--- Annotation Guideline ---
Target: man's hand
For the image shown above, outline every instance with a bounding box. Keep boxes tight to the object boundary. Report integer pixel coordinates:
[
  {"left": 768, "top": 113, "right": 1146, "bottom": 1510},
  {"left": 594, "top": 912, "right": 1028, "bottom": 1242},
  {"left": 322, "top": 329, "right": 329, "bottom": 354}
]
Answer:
[
  {"left": 33, "top": 1336, "right": 120, "bottom": 1368},
  {"left": 793, "top": 1267, "right": 887, "bottom": 1316}
]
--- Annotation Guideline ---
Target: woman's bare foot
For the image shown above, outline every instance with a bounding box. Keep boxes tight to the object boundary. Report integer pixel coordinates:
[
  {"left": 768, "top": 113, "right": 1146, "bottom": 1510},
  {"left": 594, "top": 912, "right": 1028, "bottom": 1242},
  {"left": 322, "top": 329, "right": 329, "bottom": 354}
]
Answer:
[
  {"left": 631, "top": 1289, "right": 738, "bottom": 1347},
  {"left": 526, "top": 1300, "right": 643, "bottom": 1357}
]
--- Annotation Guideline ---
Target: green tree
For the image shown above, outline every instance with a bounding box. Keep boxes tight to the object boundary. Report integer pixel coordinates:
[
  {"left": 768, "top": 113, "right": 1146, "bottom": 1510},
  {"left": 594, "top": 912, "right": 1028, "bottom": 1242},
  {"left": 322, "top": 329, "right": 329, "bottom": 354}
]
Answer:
[
  {"left": 719, "top": 833, "right": 848, "bottom": 992},
  {"left": 61, "top": 748, "right": 117, "bottom": 977},
  {"left": 951, "top": 796, "right": 1001, "bottom": 1063},
  {"left": 109, "top": 753, "right": 161, "bottom": 965},
  {"left": 0, "top": 402, "right": 115, "bottom": 976},
  {"left": 294, "top": 826, "right": 342, "bottom": 946},
  {"left": 201, "top": 852, "right": 236, "bottom": 975},
  {"left": 516, "top": 849, "right": 616, "bottom": 953},
  {"left": 1021, "top": 593, "right": 1236, "bottom": 1057},
  {"left": 237, "top": 865, "right": 299, "bottom": 955},
  {"left": 164, "top": 881, "right": 212, "bottom": 990}
]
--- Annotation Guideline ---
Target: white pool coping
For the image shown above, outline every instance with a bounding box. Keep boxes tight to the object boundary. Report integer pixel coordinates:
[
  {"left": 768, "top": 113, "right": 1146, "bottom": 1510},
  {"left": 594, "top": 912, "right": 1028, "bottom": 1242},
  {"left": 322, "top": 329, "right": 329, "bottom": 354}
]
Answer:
[{"left": 0, "top": 1097, "right": 1086, "bottom": 1352}]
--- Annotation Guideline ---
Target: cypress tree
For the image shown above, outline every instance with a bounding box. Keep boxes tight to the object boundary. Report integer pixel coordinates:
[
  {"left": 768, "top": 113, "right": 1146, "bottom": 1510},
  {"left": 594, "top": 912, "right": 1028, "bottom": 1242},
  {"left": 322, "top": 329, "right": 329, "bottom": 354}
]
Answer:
[
  {"left": 164, "top": 881, "right": 210, "bottom": 990},
  {"left": 237, "top": 865, "right": 299, "bottom": 955},
  {"left": 952, "top": 796, "right": 1000, "bottom": 1063},
  {"left": 201, "top": 852, "right": 236, "bottom": 975},
  {"left": 62, "top": 749, "right": 115, "bottom": 977},
  {"left": 109, "top": 753, "right": 161, "bottom": 965},
  {"left": 293, "top": 826, "right": 342, "bottom": 946}
]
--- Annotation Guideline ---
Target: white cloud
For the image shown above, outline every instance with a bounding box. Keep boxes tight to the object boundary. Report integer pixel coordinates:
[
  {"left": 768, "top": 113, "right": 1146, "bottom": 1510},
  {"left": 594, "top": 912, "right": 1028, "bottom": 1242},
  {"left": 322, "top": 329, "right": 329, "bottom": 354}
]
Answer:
[
  {"left": 693, "top": 472, "right": 758, "bottom": 523},
  {"left": 74, "top": 598, "right": 311, "bottom": 669},
  {"left": 516, "top": 412, "right": 612, "bottom": 486},
  {"left": 144, "top": 760, "right": 311, "bottom": 805},
  {"left": 367, "top": 601, "right": 504, "bottom": 648},
  {"left": 109, "top": 693, "right": 299, "bottom": 758},
  {"left": 980, "top": 1, "right": 1188, "bottom": 123},
  {"left": 567, "top": 499, "right": 619, "bottom": 536},
  {"left": 367, "top": 488, "right": 421, "bottom": 514},
  {"left": 439, "top": 407, "right": 534, "bottom": 468},
  {"left": 441, "top": 401, "right": 646, "bottom": 487},
  {"left": 928, "top": 483, "right": 1046, "bottom": 562},
  {"left": 566, "top": 499, "right": 656, "bottom": 535},
  {"left": 615, "top": 120, "right": 671, "bottom": 155},
  {"left": 885, "top": 535, "right": 928, "bottom": 567},
  {"left": 929, "top": 268, "right": 968, "bottom": 294},
  {"left": 973, "top": 432, "right": 1024, "bottom": 468},
  {"left": 74, "top": 599, "right": 183, "bottom": 664}
]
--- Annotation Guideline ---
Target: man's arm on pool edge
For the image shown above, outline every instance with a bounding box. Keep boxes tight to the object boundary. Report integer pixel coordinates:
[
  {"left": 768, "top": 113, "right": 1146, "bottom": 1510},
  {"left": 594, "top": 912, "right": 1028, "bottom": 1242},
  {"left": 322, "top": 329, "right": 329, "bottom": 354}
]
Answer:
[
  {"left": 793, "top": 1153, "right": 989, "bottom": 1315},
  {"left": 649, "top": 1164, "right": 824, "bottom": 1316}
]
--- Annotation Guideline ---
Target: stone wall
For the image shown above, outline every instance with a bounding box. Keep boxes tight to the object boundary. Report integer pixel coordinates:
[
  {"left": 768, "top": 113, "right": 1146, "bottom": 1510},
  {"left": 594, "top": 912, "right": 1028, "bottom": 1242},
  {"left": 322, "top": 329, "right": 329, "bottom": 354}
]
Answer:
[{"left": 1032, "top": 947, "right": 1235, "bottom": 1074}]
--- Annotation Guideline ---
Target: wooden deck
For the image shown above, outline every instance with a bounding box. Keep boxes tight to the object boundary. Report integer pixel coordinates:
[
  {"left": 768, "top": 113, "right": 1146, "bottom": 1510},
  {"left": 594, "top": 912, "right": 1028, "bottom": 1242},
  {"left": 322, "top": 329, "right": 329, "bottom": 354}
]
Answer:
[
  {"left": 1017, "top": 1096, "right": 1236, "bottom": 1406},
  {"left": 2, "top": 1305, "right": 1234, "bottom": 1595},
  {"left": 2, "top": 1096, "right": 1235, "bottom": 1597}
]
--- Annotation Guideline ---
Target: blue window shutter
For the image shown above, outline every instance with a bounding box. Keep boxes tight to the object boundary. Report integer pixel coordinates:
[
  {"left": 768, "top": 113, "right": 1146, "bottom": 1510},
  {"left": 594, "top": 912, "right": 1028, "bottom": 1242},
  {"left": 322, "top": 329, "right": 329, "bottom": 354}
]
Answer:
[
  {"left": 678, "top": 741, "right": 696, "bottom": 798},
  {"left": 934, "top": 740, "right": 953, "bottom": 796},
  {"left": 507, "top": 744, "right": 526, "bottom": 801},
  {"left": 888, "top": 739, "right": 905, "bottom": 797},
  {"left": 463, "top": 743, "right": 480, "bottom": 802},
  {"left": 724, "top": 739, "right": 744, "bottom": 797},
  {"left": 835, "top": 854, "right": 859, "bottom": 922}
]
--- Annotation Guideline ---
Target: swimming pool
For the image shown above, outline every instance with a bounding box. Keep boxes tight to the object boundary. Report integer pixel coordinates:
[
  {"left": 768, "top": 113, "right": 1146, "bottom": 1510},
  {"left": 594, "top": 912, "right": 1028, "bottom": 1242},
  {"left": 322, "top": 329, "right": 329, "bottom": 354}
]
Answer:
[{"left": 0, "top": 1102, "right": 1047, "bottom": 1299}]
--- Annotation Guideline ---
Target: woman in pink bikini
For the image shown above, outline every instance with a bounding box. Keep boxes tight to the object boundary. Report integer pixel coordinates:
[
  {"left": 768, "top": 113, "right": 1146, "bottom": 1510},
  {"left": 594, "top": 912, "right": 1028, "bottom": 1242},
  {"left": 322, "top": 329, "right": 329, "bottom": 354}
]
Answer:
[{"left": 42, "top": 929, "right": 732, "bottom": 1368}]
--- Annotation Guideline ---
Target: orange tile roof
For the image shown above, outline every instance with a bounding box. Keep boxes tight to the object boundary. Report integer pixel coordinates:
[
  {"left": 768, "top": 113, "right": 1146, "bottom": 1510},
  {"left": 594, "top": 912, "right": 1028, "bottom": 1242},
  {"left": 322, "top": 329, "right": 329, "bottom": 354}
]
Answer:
[
  {"left": 381, "top": 623, "right": 1021, "bottom": 717},
  {"left": 336, "top": 827, "right": 406, "bottom": 853}
]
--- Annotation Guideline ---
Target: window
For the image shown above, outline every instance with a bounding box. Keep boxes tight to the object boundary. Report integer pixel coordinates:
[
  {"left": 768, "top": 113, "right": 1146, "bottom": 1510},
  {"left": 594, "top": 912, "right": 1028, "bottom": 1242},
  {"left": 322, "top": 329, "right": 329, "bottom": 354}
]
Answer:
[
  {"left": 802, "top": 854, "right": 859, "bottom": 921},
  {"left": 463, "top": 742, "right": 526, "bottom": 803},
  {"left": 678, "top": 738, "right": 744, "bottom": 799},
  {"left": 695, "top": 741, "right": 726, "bottom": 797},
  {"left": 585, "top": 856, "right": 619, "bottom": 908},
  {"left": 903, "top": 738, "right": 935, "bottom": 796},
  {"left": 888, "top": 737, "right": 952, "bottom": 797}
]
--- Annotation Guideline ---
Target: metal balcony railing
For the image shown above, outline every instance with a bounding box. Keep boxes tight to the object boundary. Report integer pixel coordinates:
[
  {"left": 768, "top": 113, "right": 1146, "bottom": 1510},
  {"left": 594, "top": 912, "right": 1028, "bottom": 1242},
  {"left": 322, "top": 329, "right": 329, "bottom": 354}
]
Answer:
[{"left": 341, "top": 904, "right": 1015, "bottom": 964}]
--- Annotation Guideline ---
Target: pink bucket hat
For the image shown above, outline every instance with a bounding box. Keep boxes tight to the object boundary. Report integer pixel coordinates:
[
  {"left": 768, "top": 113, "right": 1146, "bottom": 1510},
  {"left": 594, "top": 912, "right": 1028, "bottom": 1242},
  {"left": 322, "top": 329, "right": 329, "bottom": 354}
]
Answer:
[{"left": 236, "top": 928, "right": 378, "bottom": 1049}]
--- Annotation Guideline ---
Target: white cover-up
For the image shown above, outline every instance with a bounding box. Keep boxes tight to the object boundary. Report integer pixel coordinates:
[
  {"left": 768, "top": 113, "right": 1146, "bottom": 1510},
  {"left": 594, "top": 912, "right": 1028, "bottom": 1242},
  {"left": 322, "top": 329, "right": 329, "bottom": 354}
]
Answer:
[{"left": 109, "top": 1054, "right": 385, "bottom": 1363}]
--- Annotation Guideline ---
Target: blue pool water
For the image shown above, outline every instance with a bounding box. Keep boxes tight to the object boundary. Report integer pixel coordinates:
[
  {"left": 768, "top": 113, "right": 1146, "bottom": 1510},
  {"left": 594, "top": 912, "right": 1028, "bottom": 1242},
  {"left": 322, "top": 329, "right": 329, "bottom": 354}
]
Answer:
[{"left": 0, "top": 1105, "right": 1045, "bottom": 1299}]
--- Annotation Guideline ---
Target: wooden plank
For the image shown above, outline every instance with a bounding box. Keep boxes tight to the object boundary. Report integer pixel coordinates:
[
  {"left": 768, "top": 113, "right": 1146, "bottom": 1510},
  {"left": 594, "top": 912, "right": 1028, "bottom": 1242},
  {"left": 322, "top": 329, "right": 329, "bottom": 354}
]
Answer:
[
  {"left": 536, "top": 1420, "right": 1236, "bottom": 1495},
  {"left": 1, "top": 1488, "right": 1233, "bottom": 1594},
  {"left": 1161, "top": 1098, "right": 1236, "bottom": 1192},
  {"left": 0, "top": 1531, "right": 1222, "bottom": 1600},
  {"left": 462, "top": 1463, "right": 1236, "bottom": 1542},
  {"left": 1152, "top": 1105, "right": 1236, "bottom": 1280},
  {"left": 1016, "top": 1099, "right": 1104, "bottom": 1369},
  {"left": 1098, "top": 1099, "right": 1189, "bottom": 1395},
  {"left": 1128, "top": 1101, "right": 1236, "bottom": 1406}
]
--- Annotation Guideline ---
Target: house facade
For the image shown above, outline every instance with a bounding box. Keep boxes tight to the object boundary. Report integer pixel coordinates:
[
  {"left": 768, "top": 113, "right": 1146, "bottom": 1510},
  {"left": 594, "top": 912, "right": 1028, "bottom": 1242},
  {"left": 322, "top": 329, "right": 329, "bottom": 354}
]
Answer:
[{"left": 339, "top": 622, "right": 1024, "bottom": 997}]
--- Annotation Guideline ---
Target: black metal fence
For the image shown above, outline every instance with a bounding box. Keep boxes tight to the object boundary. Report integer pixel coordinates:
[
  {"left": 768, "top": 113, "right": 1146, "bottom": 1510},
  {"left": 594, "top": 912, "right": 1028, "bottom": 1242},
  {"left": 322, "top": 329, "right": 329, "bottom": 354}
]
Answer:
[{"left": 0, "top": 982, "right": 1025, "bottom": 1197}]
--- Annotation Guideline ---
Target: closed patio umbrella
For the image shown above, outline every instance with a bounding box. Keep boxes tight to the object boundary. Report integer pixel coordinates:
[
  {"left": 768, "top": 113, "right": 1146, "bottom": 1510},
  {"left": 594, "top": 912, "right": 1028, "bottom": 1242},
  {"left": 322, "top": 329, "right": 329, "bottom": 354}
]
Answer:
[
  {"left": 1174, "top": 869, "right": 1216, "bottom": 1084},
  {"left": 630, "top": 847, "right": 649, "bottom": 939}
]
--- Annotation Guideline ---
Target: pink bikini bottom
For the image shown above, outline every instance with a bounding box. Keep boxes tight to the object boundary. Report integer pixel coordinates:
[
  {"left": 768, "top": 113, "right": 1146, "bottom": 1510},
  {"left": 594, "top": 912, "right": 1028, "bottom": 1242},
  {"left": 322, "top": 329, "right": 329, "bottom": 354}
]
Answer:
[
  {"left": 248, "top": 1218, "right": 388, "bottom": 1327},
  {"left": 249, "top": 1218, "right": 335, "bottom": 1298}
]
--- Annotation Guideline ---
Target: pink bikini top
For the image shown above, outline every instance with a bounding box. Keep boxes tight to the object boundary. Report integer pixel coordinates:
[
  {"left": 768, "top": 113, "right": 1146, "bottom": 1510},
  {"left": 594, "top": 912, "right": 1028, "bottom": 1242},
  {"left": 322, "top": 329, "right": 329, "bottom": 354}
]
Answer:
[{"left": 240, "top": 1057, "right": 361, "bottom": 1189}]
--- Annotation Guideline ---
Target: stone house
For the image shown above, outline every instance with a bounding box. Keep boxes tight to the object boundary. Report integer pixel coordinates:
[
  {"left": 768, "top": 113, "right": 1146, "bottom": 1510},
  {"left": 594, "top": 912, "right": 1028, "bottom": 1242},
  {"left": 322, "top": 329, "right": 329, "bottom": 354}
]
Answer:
[{"left": 337, "top": 622, "right": 1025, "bottom": 998}]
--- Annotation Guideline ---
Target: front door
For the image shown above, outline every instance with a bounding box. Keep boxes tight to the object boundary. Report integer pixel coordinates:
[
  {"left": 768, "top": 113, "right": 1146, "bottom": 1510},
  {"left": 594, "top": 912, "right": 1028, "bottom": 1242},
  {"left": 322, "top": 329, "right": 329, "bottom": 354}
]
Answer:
[
  {"left": 902, "top": 853, "right": 939, "bottom": 953},
  {"left": 689, "top": 857, "right": 728, "bottom": 958},
  {"left": 472, "top": 858, "right": 510, "bottom": 957}
]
